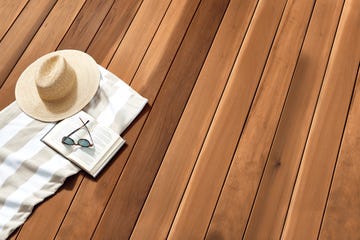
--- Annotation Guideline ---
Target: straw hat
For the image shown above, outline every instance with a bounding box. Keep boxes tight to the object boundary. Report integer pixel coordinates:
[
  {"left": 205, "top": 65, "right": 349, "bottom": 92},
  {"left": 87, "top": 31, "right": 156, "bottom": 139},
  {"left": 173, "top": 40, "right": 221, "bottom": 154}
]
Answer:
[{"left": 15, "top": 50, "right": 100, "bottom": 122}]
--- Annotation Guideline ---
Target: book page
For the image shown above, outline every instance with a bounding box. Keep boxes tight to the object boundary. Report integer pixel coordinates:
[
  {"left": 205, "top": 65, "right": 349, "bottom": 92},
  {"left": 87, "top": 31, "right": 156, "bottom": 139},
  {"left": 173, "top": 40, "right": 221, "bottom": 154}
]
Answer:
[
  {"left": 41, "top": 114, "right": 93, "bottom": 157},
  {"left": 42, "top": 111, "right": 123, "bottom": 175},
  {"left": 91, "top": 137, "right": 125, "bottom": 177},
  {"left": 69, "top": 123, "right": 120, "bottom": 170}
]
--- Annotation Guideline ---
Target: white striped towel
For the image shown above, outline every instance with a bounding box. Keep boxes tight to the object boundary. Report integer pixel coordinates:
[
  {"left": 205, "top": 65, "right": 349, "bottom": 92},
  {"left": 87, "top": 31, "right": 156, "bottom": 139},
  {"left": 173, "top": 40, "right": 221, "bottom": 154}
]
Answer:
[{"left": 0, "top": 66, "right": 147, "bottom": 239}]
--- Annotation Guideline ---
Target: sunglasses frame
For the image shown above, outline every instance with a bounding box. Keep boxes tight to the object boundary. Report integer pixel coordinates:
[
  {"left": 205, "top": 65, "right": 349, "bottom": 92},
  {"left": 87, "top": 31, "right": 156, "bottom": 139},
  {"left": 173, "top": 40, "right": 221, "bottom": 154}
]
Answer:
[{"left": 61, "top": 118, "right": 94, "bottom": 147}]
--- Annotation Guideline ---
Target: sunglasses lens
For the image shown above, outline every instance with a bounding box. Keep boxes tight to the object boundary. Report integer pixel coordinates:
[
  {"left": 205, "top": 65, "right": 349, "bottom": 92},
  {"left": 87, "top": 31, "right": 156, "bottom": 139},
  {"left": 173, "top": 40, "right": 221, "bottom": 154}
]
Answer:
[
  {"left": 62, "top": 137, "right": 75, "bottom": 145},
  {"left": 78, "top": 139, "right": 91, "bottom": 147}
]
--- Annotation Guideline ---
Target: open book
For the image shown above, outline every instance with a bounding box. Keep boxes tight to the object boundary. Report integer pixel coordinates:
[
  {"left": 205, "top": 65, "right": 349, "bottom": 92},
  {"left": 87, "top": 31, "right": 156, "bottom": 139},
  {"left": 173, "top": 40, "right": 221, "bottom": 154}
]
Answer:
[{"left": 42, "top": 111, "right": 125, "bottom": 177}]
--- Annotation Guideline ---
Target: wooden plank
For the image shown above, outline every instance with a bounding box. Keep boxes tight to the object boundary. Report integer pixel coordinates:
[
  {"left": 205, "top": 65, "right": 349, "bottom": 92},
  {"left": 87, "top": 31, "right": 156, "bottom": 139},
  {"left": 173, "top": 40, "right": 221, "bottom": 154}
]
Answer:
[
  {"left": 281, "top": 0, "right": 360, "bottom": 238},
  {"left": 168, "top": 0, "right": 315, "bottom": 238},
  {"left": 54, "top": 4, "right": 203, "bottom": 237},
  {"left": 129, "top": 0, "right": 200, "bottom": 102},
  {"left": 16, "top": 175, "right": 83, "bottom": 240},
  {"left": 11, "top": 0, "right": 132, "bottom": 238},
  {"left": 0, "top": 0, "right": 141, "bottom": 104},
  {"left": 86, "top": 0, "right": 143, "bottom": 67},
  {"left": 50, "top": 0, "right": 200, "bottom": 238},
  {"left": 58, "top": 0, "right": 115, "bottom": 51},
  {"left": 229, "top": 0, "right": 343, "bottom": 239},
  {"left": 319, "top": 66, "right": 360, "bottom": 239},
  {"left": 207, "top": 1, "right": 341, "bottom": 239},
  {"left": 0, "top": 0, "right": 86, "bottom": 111},
  {"left": 0, "top": 0, "right": 29, "bottom": 40},
  {"left": 203, "top": 5, "right": 288, "bottom": 240},
  {"left": 44, "top": 0, "right": 202, "bottom": 237},
  {"left": 0, "top": 1, "right": 106, "bottom": 239},
  {"left": 107, "top": 0, "right": 172, "bottom": 82},
  {"left": 91, "top": 0, "right": 229, "bottom": 238},
  {"left": 0, "top": 0, "right": 57, "bottom": 87},
  {"left": 53, "top": 0, "right": 175, "bottom": 238},
  {"left": 15, "top": 0, "right": 115, "bottom": 237},
  {"left": 130, "top": 0, "right": 259, "bottom": 238}
]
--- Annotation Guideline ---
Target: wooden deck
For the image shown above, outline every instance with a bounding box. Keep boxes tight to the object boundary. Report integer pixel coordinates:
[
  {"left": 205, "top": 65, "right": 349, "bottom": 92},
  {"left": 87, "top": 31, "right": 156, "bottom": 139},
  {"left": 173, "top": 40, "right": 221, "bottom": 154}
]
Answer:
[{"left": 1, "top": 0, "right": 359, "bottom": 239}]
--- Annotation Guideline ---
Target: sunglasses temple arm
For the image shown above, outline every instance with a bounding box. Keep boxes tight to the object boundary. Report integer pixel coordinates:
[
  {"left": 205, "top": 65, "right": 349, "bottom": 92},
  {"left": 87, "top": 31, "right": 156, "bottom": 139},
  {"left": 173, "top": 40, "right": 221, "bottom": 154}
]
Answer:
[
  {"left": 66, "top": 119, "right": 89, "bottom": 138},
  {"left": 79, "top": 118, "right": 94, "bottom": 146}
]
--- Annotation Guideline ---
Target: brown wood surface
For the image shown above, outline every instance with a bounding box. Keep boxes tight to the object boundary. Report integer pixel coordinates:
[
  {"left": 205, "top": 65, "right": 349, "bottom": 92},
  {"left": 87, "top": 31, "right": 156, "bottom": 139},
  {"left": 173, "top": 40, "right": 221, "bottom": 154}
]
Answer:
[
  {"left": 0, "top": 0, "right": 57, "bottom": 87},
  {"left": 107, "top": 0, "right": 172, "bottom": 82},
  {"left": 93, "top": 0, "right": 229, "bottom": 238},
  {"left": 206, "top": 0, "right": 343, "bottom": 238},
  {"left": 319, "top": 65, "right": 360, "bottom": 240},
  {"left": 16, "top": 1, "right": 143, "bottom": 239},
  {"left": 205, "top": 0, "right": 288, "bottom": 238},
  {"left": 0, "top": 0, "right": 28, "bottom": 40},
  {"left": 168, "top": 0, "right": 315, "bottom": 238},
  {"left": 282, "top": 0, "right": 360, "bottom": 238},
  {"left": 0, "top": 0, "right": 359, "bottom": 239},
  {"left": 131, "top": 0, "right": 258, "bottom": 238},
  {"left": 242, "top": 0, "right": 344, "bottom": 238},
  {"left": 55, "top": 0, "right": 176, "bottom": 238}
]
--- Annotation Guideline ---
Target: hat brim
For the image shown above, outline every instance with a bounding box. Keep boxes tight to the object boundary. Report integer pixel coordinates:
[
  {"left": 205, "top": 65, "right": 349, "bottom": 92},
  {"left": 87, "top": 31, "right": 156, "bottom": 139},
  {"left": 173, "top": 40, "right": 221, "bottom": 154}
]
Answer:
[{"left": 15, "top": 50, "right": 100, "bottom": 122}]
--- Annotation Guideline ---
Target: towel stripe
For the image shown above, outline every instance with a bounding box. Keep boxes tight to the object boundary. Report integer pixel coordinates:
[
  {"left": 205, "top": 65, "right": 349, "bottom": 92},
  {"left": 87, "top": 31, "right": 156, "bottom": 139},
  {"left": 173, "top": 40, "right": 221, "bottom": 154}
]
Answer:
[
  {"left": 0, "top": 112, "right": 34, "bottom": 148},
  {"left": 0, "top": 66, "right": 147, "bottom": 239},
  {"left": 0, "top": 124, "right": 54, "bottom": 186},
  {"left": 0, "top": 154, "right": 77, "bottom": 232},
  {"left": 0, "top": 102, "right": 22, "bottom": 129}
]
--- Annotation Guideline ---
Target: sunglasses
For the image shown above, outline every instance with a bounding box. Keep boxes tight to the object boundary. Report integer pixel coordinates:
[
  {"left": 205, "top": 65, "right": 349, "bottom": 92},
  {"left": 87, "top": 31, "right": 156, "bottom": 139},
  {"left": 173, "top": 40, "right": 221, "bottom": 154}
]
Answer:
[{"left": 62, "top": 118, "right": 94, "bottom": 147}]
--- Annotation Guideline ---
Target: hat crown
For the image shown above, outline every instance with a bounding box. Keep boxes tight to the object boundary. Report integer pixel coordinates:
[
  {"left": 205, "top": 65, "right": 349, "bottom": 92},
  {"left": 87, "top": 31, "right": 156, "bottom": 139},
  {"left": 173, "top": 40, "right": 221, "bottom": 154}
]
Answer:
[
  {"left": 36, "top": 55, "right": 76, "bottom": 101},
  {"left": 15, "top": 50, "right": 100, "bottom": 122}
]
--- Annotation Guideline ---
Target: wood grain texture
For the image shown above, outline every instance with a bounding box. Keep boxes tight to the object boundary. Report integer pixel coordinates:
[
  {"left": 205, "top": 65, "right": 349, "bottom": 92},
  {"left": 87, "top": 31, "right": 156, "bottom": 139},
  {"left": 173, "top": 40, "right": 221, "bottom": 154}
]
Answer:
[
  {"left": 239, "top": 0, "right": 344, "bottom": 239},
  {"left": 281, "top": 0, "right": 360, "bottom": 238},
  {"left": 21, "top": 0, "right": 146, "bottom": 238},
  {"left": 130, "top": 0, "right": 201, "bottom": 102},
  {"left": 0, "top": 0, "right": 28, "bottom": 40},
  {"left": 204, "top": 2, "right": 287, "bottom": 238},
  {"left": 92, "top": 0, "right": 229, "bottom": 238},
  {"left": 319, "top": 66, "right": 360, "bottom": 240},
  {"left": 53, "top": 0, "right": 174, "bottom": 239},
  {"left": 0, "top": 0, "right": 86, "bottom": 110},
  {"left": 16, "top": 175, "right": 83, "bottom": 240},
  {"left": 156, "top": 0, "right": 287, "bottom": 238},
  {"left": 52, "top": 0, "right": 204, "bottom": 239},
  {"left": 86, "top": 0, "right": 143, "bottom": 67},
  {"left": 167, "top": 0, "right": 313, "bottom": 238},
  {"left": 11, "top": 0, "right": 114, "bottom": 238},
  {"left": 0, "top": 0, "right": 358, "bottom": 238},
  {"left": 58, "top": 0, "right": 115, "bottom": 51},
  {"left": 107, "top": 0, "right": 172, "bottom": 82},
  {"left": 130, "top": 0, "right": 258, "bottom": 239},
  {"left": 0, "top": 0, "right": 57, "bottom": 87}
]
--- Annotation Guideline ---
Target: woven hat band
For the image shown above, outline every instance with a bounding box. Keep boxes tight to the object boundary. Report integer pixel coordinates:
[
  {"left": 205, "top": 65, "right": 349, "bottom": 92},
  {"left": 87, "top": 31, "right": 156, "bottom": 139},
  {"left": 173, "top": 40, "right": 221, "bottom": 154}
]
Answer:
[{"left": 35, "top": 55, "right": 76, "bottom": 102}]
